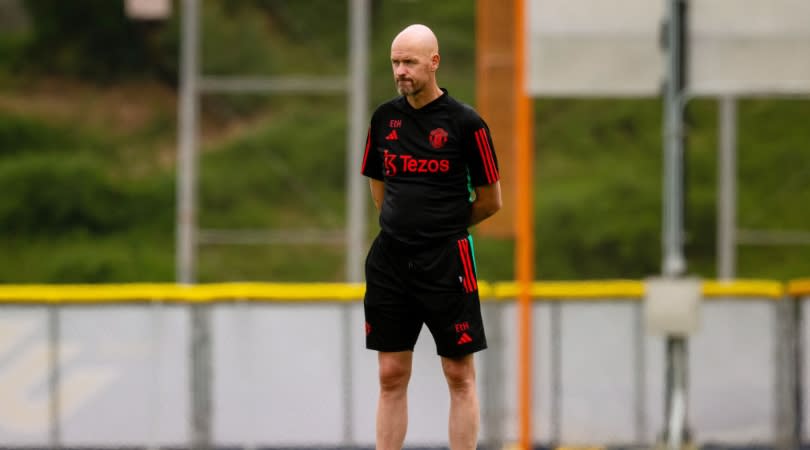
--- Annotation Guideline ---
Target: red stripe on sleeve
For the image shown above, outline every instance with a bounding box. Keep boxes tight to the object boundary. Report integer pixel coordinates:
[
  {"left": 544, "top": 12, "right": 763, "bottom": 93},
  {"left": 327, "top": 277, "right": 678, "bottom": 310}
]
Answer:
[
  {"left": 481, "top": 128, "right": 500, "bottom": 183},
  {"left": 474, "top": 130, "right": 493, "bottom": 183},
  {"left": 361, "top": 128, "right": 371, "bottom": 173},
  {"left": 478, "top": 128, "right": 499, "bottom": 183},
  {"left": 473, "top": 129, "right": 493, "bottom": 183},
  {"left": 475, "top": 129, "right": 497, "bottom": 184}
]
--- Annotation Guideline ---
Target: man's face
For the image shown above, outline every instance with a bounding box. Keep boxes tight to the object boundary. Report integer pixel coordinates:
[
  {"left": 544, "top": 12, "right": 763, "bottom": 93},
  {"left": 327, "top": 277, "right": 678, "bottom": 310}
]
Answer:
[{"left": 390, "top": 45, "right": 434, "bottom": 97}]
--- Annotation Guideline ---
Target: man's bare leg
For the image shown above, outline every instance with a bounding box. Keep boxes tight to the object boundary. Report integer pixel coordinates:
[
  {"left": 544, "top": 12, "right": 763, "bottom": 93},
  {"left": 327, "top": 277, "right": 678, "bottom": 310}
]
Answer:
[
  {"left": 376, "top": 351, "right": 413, "bottom": 450},
  {"left": 442, "top": 354, "right": 480, "bottom": 450}
]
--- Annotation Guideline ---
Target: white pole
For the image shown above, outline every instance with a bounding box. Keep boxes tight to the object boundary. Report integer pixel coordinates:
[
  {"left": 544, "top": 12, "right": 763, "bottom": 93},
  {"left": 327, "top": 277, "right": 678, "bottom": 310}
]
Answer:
[
  {"left": 178, "top": 1, "right": 210, "bottom": 450},
  {"left": 177, "top": 0, "right": 198, "bottom": 285},
  {"left": 717, "top": 96, "right": 737, "bottom": 280},
  {"left": 48, "top": 307, "right": 61, "bottom": 449},
  {"left": 346, "top": 0, "right": 369, "bottom": 283},
  {"left": 662, "top": 0, "right": 686, "bottom": 278},
  {"left": 344, "top": 0, "right": 369, "bottom": 446},
  {"left": 662, "top": 1, "right": 689, "bottom": 449}
]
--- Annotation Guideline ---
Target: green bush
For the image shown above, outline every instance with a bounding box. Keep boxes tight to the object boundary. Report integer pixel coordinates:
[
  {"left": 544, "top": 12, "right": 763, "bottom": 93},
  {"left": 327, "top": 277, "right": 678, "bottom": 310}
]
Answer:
[
  {"left": 21, "top": 0, "right": 179, "bottom": 82},
  {"left": 199, "top": 100, "right": 347, "bottom": 229},
  {"left": 17, "top": 0, "right": 350, "bottom": 84},
  {"left": 0, "top": 32, "right": 27, "bottom": 74},
  {"left": 0, "top": 155, "right": 172, "bottom": 236},
  {"left": 1, "top": 233, "right": 174, "bottom": 283},
  {"left": 0, "top": 112, "right": 86, "bottom": 157}
]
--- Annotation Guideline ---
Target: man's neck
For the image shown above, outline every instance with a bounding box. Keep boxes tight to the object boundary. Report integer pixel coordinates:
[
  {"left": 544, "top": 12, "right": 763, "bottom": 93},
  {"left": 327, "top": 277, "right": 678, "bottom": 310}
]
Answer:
[{"left": 406, "top": 85, "right": 443, "bottom": 109}]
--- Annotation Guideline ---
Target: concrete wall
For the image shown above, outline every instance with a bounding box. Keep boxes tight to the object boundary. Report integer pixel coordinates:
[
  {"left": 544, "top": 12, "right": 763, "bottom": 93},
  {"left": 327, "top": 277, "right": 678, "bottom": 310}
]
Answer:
[{"left": 0, "top": 297, "right": 787, "bottom": 448}]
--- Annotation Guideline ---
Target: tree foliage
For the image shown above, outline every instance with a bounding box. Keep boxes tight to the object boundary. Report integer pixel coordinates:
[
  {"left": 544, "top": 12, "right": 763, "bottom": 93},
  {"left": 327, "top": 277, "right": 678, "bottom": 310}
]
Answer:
[{"left": 21, "top": 0, "right": 178, "bottom": 82}]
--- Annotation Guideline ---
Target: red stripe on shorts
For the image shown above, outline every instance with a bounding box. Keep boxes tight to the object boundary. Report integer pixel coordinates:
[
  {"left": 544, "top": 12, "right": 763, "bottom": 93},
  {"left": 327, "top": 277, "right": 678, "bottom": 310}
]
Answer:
[
  {"left": 457, "top": 239, "right": 477, "bottom": 293},
  {"left": 461, "top": 238, "right": 478, "bottom": 290}
]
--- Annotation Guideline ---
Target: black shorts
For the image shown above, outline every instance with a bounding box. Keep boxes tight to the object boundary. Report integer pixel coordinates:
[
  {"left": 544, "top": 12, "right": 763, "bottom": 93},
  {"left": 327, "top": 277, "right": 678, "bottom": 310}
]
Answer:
[{"left": 363, "top": 231, "right": 487, "bottom": 358}]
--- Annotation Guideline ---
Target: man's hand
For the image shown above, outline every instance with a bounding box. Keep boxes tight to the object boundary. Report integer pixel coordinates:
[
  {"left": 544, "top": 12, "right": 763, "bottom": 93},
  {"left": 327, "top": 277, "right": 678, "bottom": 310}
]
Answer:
[
  {"left": 470, "top": 181, "right": 501, "bottom": 226},
  {"left": 369, "top": 179, "right": 385, "bottom": 212}
]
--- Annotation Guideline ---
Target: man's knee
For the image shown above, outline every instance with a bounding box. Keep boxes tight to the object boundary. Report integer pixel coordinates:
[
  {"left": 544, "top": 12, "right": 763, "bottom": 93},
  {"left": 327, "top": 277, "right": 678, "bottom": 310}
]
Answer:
[
  {"left": 441, "top": 355, "right": 476, "bottom": 391},
  {"left": 378, "top": 352, "right": 412, "bottom": 392}
]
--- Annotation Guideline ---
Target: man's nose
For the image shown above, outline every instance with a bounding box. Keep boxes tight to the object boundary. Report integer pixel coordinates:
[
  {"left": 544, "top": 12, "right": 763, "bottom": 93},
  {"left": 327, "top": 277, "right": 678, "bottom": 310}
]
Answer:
[{"left": 394, "top": 64, "right": 406, "bottom": 76}]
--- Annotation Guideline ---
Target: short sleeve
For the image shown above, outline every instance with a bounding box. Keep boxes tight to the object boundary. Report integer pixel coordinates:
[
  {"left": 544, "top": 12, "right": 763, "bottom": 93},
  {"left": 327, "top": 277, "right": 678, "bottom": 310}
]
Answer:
[
  {"left": 361, "top": 120, "right": 384, "bottom": 180},
  {"left": 464, "top": 114, "right": 500, "bottom": 186}
]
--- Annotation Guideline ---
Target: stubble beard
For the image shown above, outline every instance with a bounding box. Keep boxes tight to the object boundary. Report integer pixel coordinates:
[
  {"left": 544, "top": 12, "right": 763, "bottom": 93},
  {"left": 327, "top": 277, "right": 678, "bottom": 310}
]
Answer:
[{"left": 396, "top": 78, "right": 420, "bottom": 97}]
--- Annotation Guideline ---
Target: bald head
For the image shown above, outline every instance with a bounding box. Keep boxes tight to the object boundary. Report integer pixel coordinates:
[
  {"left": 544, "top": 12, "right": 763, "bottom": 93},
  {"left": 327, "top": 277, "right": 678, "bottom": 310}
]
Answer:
[
  {"left": 390, "top": 24, "right": 443, "bottom": 107},
  {"left": 391, "top": 24, "right": 439, "bottom": 59}
]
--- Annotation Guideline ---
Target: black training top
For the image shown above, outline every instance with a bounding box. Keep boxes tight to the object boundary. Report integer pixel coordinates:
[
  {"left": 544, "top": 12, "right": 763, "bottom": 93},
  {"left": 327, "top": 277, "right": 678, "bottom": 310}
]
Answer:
[{"left": 361, "top": 89, "right": 500, "bottom": 245}]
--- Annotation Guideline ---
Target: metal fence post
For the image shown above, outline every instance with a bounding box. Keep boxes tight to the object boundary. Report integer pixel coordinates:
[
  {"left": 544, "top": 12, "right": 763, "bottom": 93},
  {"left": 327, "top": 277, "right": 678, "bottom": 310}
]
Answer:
[
  {"left": 634, "top": 301, "right": 647, "bottom": 443},
  {"left": 481, "top": 299, "right": 505, "bottom": 450},
  {"left": 776, "top": 294, "right": 802, "bottom": 450},
  {"left": 48, "top": 305, "right": 61, "bottom": 449}
]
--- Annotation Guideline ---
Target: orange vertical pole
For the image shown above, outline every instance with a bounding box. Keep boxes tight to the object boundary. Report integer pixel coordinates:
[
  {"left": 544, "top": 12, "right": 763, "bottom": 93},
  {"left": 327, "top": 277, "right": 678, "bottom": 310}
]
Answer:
[{"left": 514, "top": 0, "right": 535, "bottom": 449}]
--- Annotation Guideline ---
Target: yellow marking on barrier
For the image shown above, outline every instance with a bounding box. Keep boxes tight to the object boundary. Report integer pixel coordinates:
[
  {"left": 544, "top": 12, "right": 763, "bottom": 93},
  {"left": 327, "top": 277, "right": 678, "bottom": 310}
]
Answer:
[
  {"left": 0, "top": 279, "right": 805, "bottom": 304},
  {"left": 493, "top": 279, "right": 786, "bottom": 301},
  {"left": 493, "top": 280, "right": 645, "bottom": 300},
  {"left": 539, "top": 280, "right": 645, "bottom": 299},
  {"left": 0, "top": 283, "right": 366, "bottom": 304},
  {"left": 0, "top": 284, "right": 174, "bottom": 303},
  {"left": 788, "top": 278, "right": 810, "bottom": 297},
  {"left": 235, "top": 282, "right": 366, "bottom": 301},
  {"left": 702, "top": 279, "right": 783, "bottom": 299},
  {"left": 477, "top": 280, "right": 495, "bottom": 299}
]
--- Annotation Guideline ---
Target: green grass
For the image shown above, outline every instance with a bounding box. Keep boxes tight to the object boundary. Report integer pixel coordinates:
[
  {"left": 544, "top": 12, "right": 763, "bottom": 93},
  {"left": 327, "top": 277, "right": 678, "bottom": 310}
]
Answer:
[
  {"left": 1, "top": 233, "right": 174, "bottom": 283},
  {"left": 197, "top": 243, "right": 346, "bottom": 282}
]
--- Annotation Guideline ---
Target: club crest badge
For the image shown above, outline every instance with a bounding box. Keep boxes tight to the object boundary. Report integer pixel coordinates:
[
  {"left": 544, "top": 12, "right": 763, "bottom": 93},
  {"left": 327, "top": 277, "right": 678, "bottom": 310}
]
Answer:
[{"left": 429, "top": 128, "right": 448, "bottom": 149}]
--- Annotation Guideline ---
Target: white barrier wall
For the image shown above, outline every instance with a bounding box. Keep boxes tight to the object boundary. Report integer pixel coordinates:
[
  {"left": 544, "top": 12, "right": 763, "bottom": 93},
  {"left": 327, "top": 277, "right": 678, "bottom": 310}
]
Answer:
[
  {"left": 0, "top": 298, "right": 784, "bottom": 447},
  {"left": 0, "top": 306, "right": 190, "bottom": 446}
]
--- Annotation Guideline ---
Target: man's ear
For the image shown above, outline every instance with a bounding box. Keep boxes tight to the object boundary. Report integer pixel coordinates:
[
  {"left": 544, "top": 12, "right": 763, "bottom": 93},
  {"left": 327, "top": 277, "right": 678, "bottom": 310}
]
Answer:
[{"left": 431, "top": 53, "right": 440, "bottom": 72}]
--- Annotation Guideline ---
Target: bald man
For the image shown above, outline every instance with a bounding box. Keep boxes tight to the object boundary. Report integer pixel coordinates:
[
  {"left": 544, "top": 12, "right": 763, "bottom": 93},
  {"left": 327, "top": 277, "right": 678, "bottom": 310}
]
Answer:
[{"left": 361, "top": 24, "right": 502, "bottom": 450}]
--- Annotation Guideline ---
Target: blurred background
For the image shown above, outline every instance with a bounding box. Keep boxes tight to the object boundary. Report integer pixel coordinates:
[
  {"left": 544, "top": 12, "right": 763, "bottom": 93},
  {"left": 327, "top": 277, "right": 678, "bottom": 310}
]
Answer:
[
  {"left": 1, "top": 0, "right": 806, "bottom": 284},
  {"left": 0, "top": 0, "right": 809, "bottom": 449}
]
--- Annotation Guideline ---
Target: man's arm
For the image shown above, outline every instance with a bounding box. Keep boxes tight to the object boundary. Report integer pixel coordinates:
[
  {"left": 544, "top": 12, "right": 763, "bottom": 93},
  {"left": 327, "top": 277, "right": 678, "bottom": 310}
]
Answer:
[
  {"left": 369, "top": 178, "right": 385, "bottom": 212},
  {"left": 470, "top": 181, "right": 502, "bottom": 226}
]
